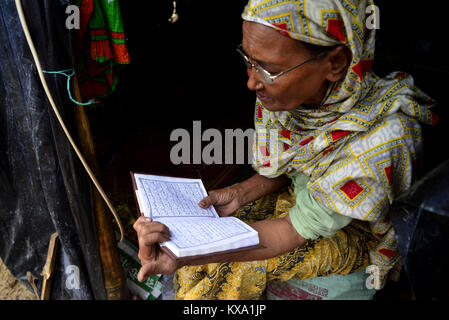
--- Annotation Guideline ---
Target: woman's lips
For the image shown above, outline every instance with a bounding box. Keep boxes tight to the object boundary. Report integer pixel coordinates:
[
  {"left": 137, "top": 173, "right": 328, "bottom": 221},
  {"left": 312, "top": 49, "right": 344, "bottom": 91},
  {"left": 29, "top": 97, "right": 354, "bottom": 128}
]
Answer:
[{"left": 256, "top": 92, "right": 273, "bottom": 104}]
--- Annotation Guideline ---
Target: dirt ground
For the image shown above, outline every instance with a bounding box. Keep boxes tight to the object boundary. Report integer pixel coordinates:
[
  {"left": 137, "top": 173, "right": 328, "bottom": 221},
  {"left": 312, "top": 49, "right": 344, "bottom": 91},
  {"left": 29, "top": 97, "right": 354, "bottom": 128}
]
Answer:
[{"left": 0, "top": 258, "right": 36, "bottom": 300}]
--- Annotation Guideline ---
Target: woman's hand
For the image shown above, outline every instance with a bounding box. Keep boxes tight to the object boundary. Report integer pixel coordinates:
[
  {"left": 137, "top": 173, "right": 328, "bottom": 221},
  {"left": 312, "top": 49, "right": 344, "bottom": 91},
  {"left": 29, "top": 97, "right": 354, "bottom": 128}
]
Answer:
[
  {"left": 198, "top": 174, "right": 288, "bottom": 217},
  {"left": 198, "top": 185, "right": 242, "bottom": 217},
  {"left": 132, "top": 216, "right": 180, "bottom": 281}
]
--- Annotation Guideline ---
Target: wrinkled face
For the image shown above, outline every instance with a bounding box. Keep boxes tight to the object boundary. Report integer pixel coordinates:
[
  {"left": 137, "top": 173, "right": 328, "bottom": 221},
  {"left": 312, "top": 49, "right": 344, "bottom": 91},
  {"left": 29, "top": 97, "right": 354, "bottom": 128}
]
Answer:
[{"left": 241, "top": 21, "right": 331, "bottom": 111}]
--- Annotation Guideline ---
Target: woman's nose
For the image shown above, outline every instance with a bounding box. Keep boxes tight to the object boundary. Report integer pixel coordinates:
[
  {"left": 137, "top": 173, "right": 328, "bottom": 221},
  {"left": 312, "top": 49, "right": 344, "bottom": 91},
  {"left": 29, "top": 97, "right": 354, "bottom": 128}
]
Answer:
[{"left": 246, "top": 67, "right": 264, "bottom": 91}]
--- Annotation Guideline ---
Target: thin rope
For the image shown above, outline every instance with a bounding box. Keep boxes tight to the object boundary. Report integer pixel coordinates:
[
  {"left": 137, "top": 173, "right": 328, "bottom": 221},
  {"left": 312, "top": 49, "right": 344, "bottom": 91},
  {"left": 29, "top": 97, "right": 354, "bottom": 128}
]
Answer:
[
  {"left": 15, "top": 0, "right": 125, "bottom": 242},
  {"left": 42, "top": 68, "right": 98, "bottom": 106}
]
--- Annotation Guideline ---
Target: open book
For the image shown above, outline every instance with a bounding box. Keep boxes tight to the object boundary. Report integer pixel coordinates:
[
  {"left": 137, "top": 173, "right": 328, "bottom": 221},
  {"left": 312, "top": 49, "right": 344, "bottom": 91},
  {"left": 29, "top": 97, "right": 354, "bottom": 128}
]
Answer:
[{"left": 130, "top": 172, "right": 260, "bottom": 261}]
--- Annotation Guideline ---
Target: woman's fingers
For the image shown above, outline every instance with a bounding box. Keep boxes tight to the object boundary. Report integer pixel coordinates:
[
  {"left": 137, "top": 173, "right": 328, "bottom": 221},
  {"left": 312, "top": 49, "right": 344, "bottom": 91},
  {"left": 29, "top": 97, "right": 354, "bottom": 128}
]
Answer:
[
  {"left": 134, "top": 216, "right": 168, "bottom": 232},
  {"left": 199, "top": 191, "right": 218, "bottom": 208},
  {"left": 133, "top": 216, "right": 151, "bottom": 234},
  {"left": 137, "top": 262, "right": 155, "bottom": 282},
  {"left": 133, "top": 216, "right": 170, "bottom": 260},
  {"left": 137, "top": 253, "right": 178, "bottom": 281},
  {"left": 198, "top": 188, "right": 242, "bottom": 217},
  {"left": 134, "top": 217, "right": 170, "bottom": 236},
  {"left": 198, "top": 196, "right": 211, "bottom": 208},
  {"left": 138, "top": 230, "right": 171, "bottom": 246},
  {"left": 199, "top": 189, "right": 232, "bottom": 208},
  {"left": 137, "top": 260, "right": 162, "bottom": 282}
]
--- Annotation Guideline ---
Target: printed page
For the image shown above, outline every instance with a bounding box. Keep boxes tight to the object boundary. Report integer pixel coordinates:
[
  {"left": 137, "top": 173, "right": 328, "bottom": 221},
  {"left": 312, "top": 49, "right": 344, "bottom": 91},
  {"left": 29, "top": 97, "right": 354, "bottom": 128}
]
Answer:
[
  {"left": 134, "top": 173, "right": 219, "bottom": 219},
  {"left": 157, "top": 217, "right": 259, "bottom": 258}
]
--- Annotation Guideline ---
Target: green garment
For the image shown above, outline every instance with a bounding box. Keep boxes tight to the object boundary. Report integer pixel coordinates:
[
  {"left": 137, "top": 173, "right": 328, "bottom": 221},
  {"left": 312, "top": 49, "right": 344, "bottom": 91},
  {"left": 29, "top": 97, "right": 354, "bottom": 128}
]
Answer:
[{"left": 288, "top": 173, "right": 352, "bottom": 240}]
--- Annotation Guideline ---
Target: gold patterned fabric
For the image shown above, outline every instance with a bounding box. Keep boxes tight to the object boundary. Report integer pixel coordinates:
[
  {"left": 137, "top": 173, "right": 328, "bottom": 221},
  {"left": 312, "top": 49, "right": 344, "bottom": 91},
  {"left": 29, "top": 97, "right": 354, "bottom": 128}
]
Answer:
[
  {"left": 243, "top": 0, "right": 437, "bottom": 288},
  {"left": 174, "top": 187, "right": 376, "bottom": 300}
]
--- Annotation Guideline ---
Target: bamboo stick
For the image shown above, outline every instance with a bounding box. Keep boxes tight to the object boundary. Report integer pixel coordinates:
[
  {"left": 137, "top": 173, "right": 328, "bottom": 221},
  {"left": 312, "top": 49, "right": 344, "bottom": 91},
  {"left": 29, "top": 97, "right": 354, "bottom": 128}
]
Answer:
[{"left": 73, "top": 75, "right": 126, "bottom": 300}]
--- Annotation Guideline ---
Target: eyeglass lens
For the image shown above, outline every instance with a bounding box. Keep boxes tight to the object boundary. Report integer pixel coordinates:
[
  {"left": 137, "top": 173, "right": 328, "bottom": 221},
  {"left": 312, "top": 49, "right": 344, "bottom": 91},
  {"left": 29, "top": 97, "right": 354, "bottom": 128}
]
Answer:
[{"left": 238, "top": 46, "right": 274, "bottom": 84}]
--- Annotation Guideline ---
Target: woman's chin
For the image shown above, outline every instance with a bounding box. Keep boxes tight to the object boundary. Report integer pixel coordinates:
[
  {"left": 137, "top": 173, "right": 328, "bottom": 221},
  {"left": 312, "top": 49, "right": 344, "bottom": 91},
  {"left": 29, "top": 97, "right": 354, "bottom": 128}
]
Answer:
[{"left": 263, "top": 102, "right": 296, "bottom": 112}]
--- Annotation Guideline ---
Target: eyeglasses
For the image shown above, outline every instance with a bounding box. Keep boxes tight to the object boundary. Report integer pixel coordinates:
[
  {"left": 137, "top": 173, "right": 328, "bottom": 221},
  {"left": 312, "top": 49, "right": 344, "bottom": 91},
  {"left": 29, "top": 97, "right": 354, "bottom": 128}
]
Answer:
[{"left": 236, "top": 44, "right": 327, "bottom": 85}]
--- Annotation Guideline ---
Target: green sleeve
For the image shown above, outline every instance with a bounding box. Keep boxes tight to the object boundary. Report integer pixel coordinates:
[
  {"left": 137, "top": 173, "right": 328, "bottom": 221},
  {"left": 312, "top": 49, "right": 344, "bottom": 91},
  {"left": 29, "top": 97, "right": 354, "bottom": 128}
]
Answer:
[{"left": 288, "top": 173, "right": 352, "bottom": 240}]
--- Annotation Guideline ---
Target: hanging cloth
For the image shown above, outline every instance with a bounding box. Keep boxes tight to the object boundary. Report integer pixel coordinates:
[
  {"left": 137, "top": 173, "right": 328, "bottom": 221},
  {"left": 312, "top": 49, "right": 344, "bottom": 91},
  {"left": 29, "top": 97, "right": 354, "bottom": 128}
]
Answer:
[{"left": 74, "top": 0, "right": 131, "bottom": 102}]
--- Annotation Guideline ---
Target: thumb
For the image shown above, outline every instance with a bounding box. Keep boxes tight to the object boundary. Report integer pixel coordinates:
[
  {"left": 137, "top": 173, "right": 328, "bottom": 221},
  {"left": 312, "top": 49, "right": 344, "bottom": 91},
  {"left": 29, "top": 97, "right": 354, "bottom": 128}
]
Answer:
[
  {"left": 198, "top": 193, "right": 216, "bottom": 209},
  {"left": 137, "top": 262, "right": 156, "bottom": 282}
]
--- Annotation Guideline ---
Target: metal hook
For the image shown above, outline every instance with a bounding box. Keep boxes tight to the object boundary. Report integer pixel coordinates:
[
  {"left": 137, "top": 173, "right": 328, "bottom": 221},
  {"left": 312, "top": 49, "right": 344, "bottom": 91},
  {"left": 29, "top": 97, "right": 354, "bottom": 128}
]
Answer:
[{"left": 168, "top": 1, "right": 179, "bottom": 23}]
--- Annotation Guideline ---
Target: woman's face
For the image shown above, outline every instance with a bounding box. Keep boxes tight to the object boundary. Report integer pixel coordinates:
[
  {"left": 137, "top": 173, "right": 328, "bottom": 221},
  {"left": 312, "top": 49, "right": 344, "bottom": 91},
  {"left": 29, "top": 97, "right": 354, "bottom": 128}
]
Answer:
[{"left": 241, "top": 21, "right": 334, "bottom": 111}]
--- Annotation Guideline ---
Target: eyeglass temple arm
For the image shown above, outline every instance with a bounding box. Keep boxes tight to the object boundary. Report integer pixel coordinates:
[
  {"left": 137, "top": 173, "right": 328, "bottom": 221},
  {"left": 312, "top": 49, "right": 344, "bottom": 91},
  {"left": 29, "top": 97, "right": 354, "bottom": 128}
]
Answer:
[{"left": 270, "top": 50, "right": 329, "bottom": 80}]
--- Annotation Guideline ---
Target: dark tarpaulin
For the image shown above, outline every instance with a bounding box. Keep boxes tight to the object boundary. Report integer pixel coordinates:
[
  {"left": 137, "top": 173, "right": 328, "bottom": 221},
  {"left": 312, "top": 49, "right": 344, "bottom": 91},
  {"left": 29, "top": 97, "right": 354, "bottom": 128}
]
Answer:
[
  {"left": 0, "top": 0, "right": 106, "bottom": 299},
  {"left": 390, "top": 159, "right": 449, "bottom": 300}
]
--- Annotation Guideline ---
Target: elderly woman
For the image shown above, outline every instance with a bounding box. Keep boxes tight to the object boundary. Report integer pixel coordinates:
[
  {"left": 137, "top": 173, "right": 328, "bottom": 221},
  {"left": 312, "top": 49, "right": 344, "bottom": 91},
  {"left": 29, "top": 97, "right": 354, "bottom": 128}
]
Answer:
[{"left": 133, "top": 0, "right": 436, "bottom": 300}]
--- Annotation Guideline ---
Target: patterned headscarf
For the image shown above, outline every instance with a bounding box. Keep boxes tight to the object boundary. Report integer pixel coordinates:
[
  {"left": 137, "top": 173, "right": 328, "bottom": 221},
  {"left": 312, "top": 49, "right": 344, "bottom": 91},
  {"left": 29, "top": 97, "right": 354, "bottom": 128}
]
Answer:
[{"left": 243, "top": 0, "right": 437, "bottom": 289}]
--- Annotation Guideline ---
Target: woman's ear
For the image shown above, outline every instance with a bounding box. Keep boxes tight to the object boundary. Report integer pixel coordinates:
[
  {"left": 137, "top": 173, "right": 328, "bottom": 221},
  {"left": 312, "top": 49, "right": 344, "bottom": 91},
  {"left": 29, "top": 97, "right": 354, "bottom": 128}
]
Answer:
[{"left": 325, "top": 45, "right": 352, "bottom": 82}]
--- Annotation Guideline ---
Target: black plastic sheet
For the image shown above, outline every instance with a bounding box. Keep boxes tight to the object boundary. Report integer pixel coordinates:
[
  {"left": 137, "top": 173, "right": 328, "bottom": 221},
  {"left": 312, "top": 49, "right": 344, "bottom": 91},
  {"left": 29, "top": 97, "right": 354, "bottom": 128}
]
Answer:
[
  {"left": 0, "top": 0, "right": 106, "bottom": 299},
  {"left": 390, "top": 159, "right": 449, "bottom": 300}
]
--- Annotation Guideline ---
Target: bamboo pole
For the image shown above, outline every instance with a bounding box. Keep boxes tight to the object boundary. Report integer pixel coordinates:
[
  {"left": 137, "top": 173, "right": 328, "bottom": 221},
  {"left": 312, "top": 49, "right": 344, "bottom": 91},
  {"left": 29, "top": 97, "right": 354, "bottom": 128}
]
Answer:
[{"left": 73, "top": 76, "right": 126, "bottom": 300}]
